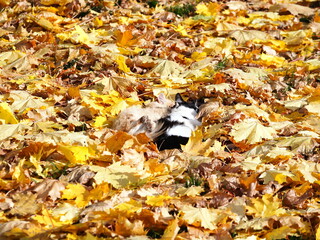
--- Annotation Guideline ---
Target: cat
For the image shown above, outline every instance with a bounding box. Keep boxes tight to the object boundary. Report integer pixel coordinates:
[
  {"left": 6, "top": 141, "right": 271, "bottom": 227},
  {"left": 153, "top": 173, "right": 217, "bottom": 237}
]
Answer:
[{"left": 113, "top": 93, "right": 201, "bottom": 150}]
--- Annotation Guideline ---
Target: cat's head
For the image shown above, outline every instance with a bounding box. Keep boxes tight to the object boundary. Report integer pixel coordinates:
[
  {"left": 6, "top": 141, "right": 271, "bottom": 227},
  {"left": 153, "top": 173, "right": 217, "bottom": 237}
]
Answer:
[{"left": 169, "top": 94, "right": 202, "bottom": 127}]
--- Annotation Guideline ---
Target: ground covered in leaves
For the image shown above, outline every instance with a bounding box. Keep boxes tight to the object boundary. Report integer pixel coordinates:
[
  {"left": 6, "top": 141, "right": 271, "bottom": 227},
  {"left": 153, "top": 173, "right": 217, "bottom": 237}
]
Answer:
[{"left": 0, "top": 0, "right": 320, "bottom": 239}]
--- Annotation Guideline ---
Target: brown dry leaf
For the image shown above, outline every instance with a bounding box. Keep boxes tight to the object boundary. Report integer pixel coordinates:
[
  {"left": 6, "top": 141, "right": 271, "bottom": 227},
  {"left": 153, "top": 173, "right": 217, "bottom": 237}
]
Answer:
[
  {"left": 282, "top": 188, "right": 313, "bottom": 208},
  {"left": 0, "top": 220, "right": 31, "bottom": 236},
  {"left": 29, "top": 179, "right": 66, "bottom": 201},
  {"left": 270, "top": 4, "right": 315, "bottom": 16},
  {"left": 60, "top": 166, "right": 95, "bottom": 185},
  {"left": 9, "top": 192, "right": 41, "bottom": 216},
  {"left": 229, "top": 30, "right": 270, "bottom": 45}
]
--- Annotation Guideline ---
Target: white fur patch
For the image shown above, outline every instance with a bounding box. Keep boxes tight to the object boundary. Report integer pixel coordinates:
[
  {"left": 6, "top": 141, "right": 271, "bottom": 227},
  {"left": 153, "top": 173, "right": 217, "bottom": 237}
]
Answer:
[
  {"left": 167, "top": 125, "right": 193, "bottom": 138},
  {"left": 170, "top": 106, "right": 196, "bottom": 120}
]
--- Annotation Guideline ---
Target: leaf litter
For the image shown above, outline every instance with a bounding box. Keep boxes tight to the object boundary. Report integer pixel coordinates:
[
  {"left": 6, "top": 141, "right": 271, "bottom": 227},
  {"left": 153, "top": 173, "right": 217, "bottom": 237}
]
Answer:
[{"left": 0, "top": 0, "right": 320, "bottom": 239}]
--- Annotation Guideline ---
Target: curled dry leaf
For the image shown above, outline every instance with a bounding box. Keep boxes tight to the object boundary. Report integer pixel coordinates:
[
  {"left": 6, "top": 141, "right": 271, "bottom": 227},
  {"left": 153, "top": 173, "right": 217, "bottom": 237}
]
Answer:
[{"left": 28, "top": 179, "right": 66, "bottom": 202}]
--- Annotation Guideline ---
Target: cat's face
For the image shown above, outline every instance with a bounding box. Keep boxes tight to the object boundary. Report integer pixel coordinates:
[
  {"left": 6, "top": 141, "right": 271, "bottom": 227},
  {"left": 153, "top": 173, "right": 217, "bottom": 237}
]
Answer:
[{"left": 168, "top": 94, "right": 201, "bottom": 128}]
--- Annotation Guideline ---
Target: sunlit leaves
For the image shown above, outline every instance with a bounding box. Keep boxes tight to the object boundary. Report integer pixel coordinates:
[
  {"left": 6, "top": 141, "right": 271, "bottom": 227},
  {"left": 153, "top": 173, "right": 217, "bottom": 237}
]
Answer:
[
  {"left": 0, "top": 102, "right": 18, "bottom": 124},
  {"left": 230, "top": 118, "right": 276, "bottom": 145},
  {"left": 180, "top": 205, "right": 230, "bottom": 230},
  {"left": 246, "top": 194, "right": 286, "bottom": 218},
  {"left": 0, "top": 0, "right": 320, "bottom": 239}
]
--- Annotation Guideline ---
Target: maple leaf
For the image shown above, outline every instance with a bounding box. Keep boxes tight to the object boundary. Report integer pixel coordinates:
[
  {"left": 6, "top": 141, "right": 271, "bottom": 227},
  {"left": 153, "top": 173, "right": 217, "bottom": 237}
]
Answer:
[
  {"left": 145, "top": 195, "right": 174, "bottom": 207},
  {"left": 12, "top": 158, "right": 30, "bottom": 185},
  {"left": 230, "top": 118, "right": 276, "bottom": 145},
  {"left": 260, "top": 169, "right": 296, "bottom": 184},
  {"left": 115, "top": 29, "right": 139, "bottom": 47},
  {"left": 161, "top": 218, "right": 179, "bottom": 240},
  {"left": 176, "top": 186, "right": 204, "bottom": 197},
  {"left": 32, "top": 207, "right": 65, "bottom": 228},
  {"left": 224, "top": 68, "right": 266, "bottom": 89},
  {"left": 0, "top": 220, "right": 31, "bottom": 236},
  {"left": 150, "top": 59, "right": 184, "bottom": 78},
  {"left": 229, "top": 30, "right": 270, "bottom": 45},
  {"left": 115, "top": 55, "right": 131, "bottom": 73},
  {"left": 9, "top": 192, "right": 41, "bottom": 216},
  {"left": 182, "top": 129, "right": 214, "bottom": 156},
  {"left": 61, "top": 183, "right": 88, "bottom": 208},
  {"left": 57, "top": 144, "right": 92, "bottom": 164},
  {"left": 270, "top": 4, "right": 315, "bottom": 16},
  {"left": 246, "top": 194, "right": 286, "bottom": 218},
  {"left": 277, "top": 136, "right": 317, "bottom": 154},
  {"left": 52, "top": 203, "right": 81, "bottom": 222},
  {"left": 29, "top": 179, "right": 66, "bottom": 201},
  {"left": 90, "top": 162, "right": 144, "bottom": 189},
  {"left": 115, "top": 216, "right": 147, "bottom": 237},
  {"left": 180, "top": 205, "right": 229, "bottom": 230},
  {"left": 264, "top": 226, "right": 295, "bottom": 240},
  {"left": 0, "top": 123, "right": 31, "bottom": 141},
  {"left": 114, "top": 199, "right": 142, "bottom": 214}
]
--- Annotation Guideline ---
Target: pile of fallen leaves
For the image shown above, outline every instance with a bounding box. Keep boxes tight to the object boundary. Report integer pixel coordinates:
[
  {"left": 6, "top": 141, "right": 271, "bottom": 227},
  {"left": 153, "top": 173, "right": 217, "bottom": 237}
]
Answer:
[{"left": 0, "top": 0, "right": 320, "bottom": 239}]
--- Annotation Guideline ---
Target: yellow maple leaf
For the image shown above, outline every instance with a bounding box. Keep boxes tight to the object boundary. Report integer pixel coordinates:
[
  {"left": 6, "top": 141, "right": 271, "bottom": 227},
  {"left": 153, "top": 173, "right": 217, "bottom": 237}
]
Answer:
[
  {"left": 150, "top": 59, "right": 184, "bottom": 78},
  {"left": 12, "top": 159, "right": 30, "bottom": 184},
  {"left": 115, "top": 199, "right": 142, "bottom": 213},
  {"left": 0, "top": 102, "right": 18, "bottom": 124},
  {"left": 277, "top": 136, "right": 316, "bottom": 154},
  {"left": 246, "top": 194, "right": 286, "bottom": 218},
  {"left": 52, "top": 203, "right": 81, "bottom": 223},
  {"left": 87, "top": 182, "right": 110, "bottom": 201},
  {"left": 196, "top": 2, "right": 221, "bottom": 17},
  {"left": 62, "top": 183, "right": 86, "bottom": 200},
  {"left": 265, "top": 147, "right": 294, "bottom": 162},
  {"left": 316, "top": 224, "right": 320, "bottom": 240},
  {"left": 61, "top": 183, "right": 88, "bottom": 208},
  {"left": 180, "top": 205, "right": 229, "bottom": 230},
  {"left": 40, "top": 0, "right": 70, "bottom": 6},
  {"left": 33, "top": 207, "right": 65, "bottom": 228},
  {"left": 259, "top": 53, "right": 286, "bottom": 66},
  {"left": 91, "top": 162, "right": 142, "bottom": 189},
  {"left": 191, "top": 52, "right": 207, "bottom": 61},
  {"left": 230, "top": 30, "right": 270, "bottom": 45},
  {"left": 145, "top": 195, "right": 174, "bottom": 207},
  {"left": 172, "top": 24, "right": 191, "bottom": 37},
  {"left": 115, "top": 55, "right": 131, "bottom": 73},
  {"left": 176, "top": 186, "right": 204, "bottom": 197},
  {"left": 110, "top": 99, "right": 128, "bottom": 116},
  {"left": 264, "top": 226, "right": 295, "bottom": 240},
  {"left": 230, "top": 118, "right": 276, "bottom": 145},
  {"left": 182, "top": 129, "right": 214, "bottom": 156},
  {"left": 57, "top": 145, "right": 91, "bottom": 164},
  {"left": 161, "top": 218, "right": 179, "bottom": 240}
]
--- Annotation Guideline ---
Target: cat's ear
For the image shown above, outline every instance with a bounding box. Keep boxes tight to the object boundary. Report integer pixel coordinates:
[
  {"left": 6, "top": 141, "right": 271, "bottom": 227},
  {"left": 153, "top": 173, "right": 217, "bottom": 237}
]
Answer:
[
  {"left": 195, "top": 98, "right": 204, "bottom": 110},
  {"left": 175, "top": 93, "right": 184, "bottom": 104},
  {"left": 157, "top": 93, "right": 166, "bottom": 104}
]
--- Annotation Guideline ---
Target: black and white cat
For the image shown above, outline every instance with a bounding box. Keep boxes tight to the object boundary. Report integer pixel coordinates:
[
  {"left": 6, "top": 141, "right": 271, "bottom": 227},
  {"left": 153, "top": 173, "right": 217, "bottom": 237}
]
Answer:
[
  {"left": 155, "top": 94, "right": 201, "bottom": 150},
  {"left": 113, "top": 93, "right": 201, "bottom": 150}
]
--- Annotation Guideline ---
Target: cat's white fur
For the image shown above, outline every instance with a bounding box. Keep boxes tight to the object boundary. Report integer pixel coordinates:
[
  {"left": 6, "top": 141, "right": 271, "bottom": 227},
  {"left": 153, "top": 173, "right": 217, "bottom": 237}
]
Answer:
[{"left": 167, "top": 105, "right": 201, "bottom": 137}]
